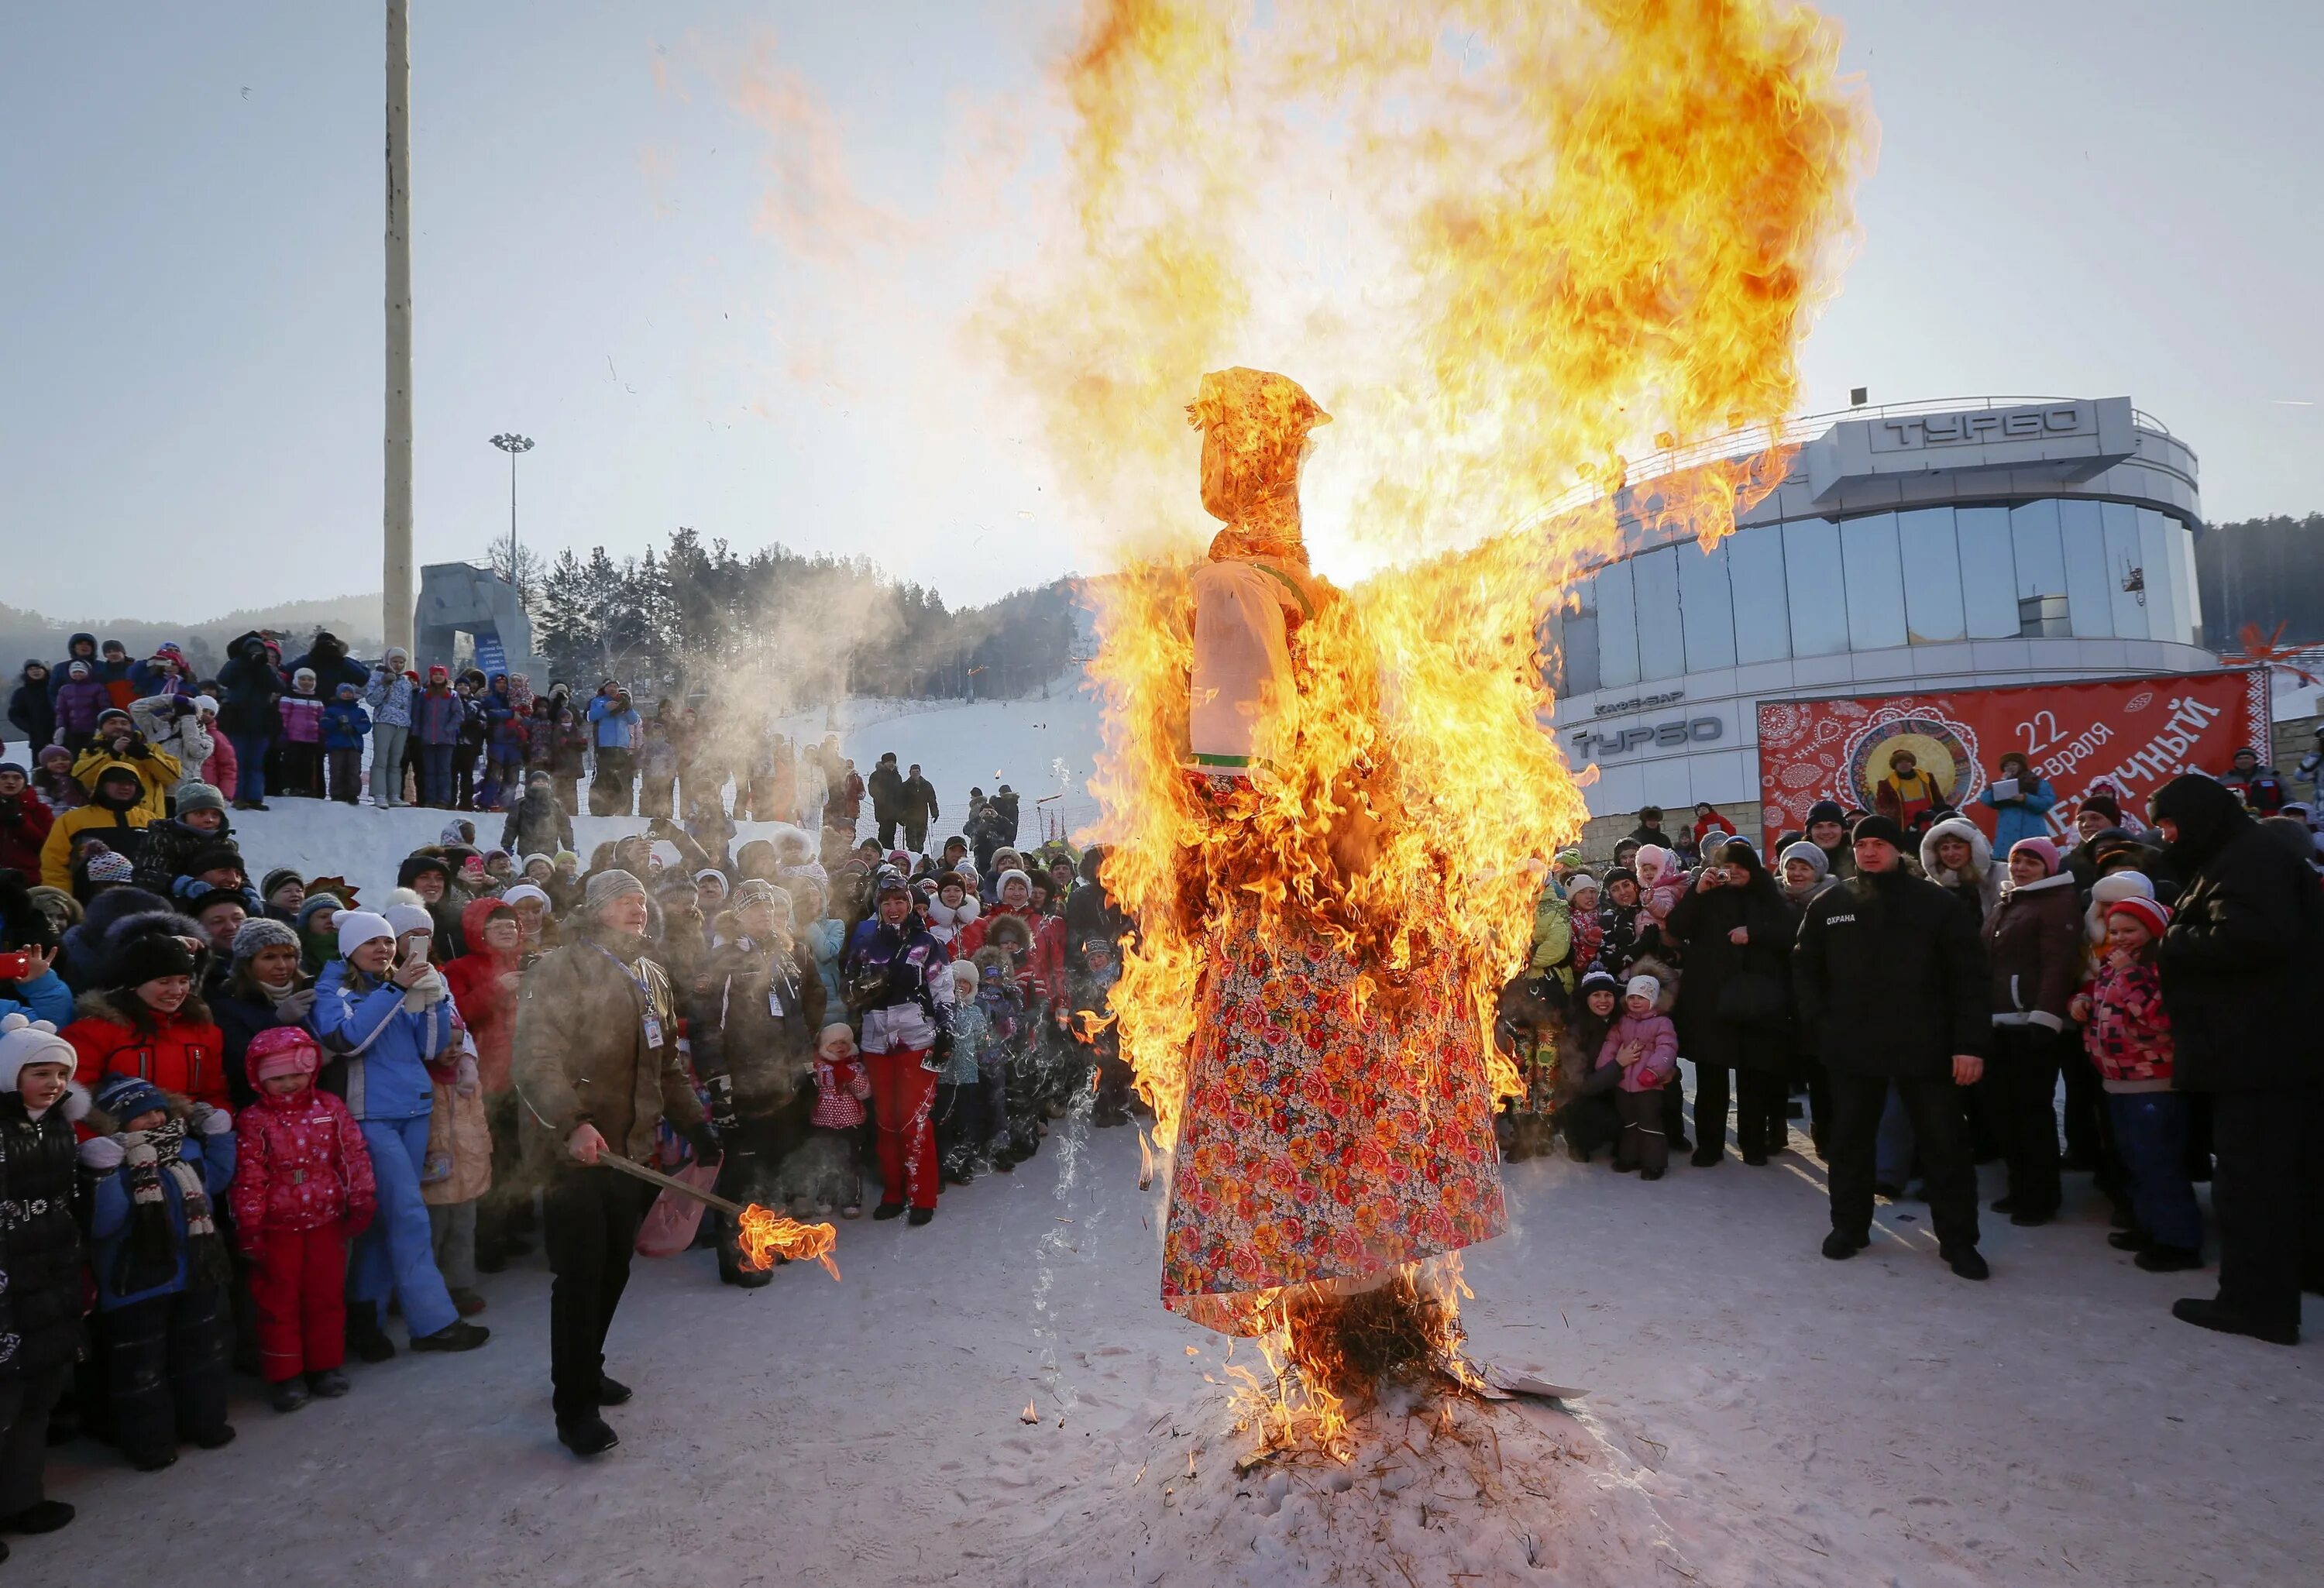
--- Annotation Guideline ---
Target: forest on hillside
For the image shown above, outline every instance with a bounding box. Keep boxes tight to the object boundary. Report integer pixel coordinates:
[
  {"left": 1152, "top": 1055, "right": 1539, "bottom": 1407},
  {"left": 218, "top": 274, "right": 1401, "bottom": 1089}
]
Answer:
[{"left": 505, "top": 528, "right": 1085, "bottom": 706}]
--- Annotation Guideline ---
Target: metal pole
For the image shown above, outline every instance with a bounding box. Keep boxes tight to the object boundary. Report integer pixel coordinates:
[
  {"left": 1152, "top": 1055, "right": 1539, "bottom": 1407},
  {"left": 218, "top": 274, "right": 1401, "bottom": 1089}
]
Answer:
[
  {"left": 508, "top": 443, "right": 519, "bottom": 596},
  {"left": 383, "top": 0, "right": 414, "bottom": 654}
]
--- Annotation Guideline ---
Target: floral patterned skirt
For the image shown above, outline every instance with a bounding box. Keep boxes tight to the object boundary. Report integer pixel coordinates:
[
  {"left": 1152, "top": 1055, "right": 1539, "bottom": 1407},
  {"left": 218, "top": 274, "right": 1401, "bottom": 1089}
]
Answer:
[{"left": 1159, "top": 896, "right": 1507, "bottom": 1334}]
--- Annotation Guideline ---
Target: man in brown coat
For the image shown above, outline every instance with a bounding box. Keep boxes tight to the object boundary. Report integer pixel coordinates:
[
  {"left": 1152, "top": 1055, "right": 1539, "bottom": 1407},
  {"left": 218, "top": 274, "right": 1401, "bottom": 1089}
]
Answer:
[{"left": 511, "top": 868, "right": 715, "bottom": 1456}]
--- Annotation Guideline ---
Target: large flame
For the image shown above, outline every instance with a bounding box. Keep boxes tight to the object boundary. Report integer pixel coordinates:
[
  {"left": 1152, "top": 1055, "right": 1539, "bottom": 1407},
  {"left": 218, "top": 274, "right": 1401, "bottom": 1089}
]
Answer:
[
  {"left": 737, "top": 1203, "right": 842, "bottom": 1280},
  {"left": 998, "top": 0, "right": 1870, "bottom": 1445},
  {"left": 1030, "top": 0, "right": 1871, "bottom": 1153}
]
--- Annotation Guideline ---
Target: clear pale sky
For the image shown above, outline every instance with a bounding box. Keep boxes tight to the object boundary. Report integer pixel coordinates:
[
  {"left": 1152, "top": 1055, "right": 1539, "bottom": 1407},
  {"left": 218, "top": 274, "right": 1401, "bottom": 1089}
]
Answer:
[{"left": 4, "top": 1, "right": 2318, "bottom": 622}]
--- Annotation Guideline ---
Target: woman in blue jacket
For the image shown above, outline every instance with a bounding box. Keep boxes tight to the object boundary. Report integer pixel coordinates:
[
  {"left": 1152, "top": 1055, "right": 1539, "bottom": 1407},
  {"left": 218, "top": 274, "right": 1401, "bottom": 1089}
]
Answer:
[
  {"left": 1978, "top": 751, "right": 2058, "bottom": 851},
  {"left": 310, "top": 910, "right": 489, "bottom": 1359},
  {"left": 78, "top": 1071, "right": 238, "bottom": 1469}
]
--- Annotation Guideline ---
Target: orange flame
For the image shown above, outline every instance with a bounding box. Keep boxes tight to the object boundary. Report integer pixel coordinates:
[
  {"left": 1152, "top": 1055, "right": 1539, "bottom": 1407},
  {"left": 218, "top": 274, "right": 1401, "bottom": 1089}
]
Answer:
[
  {"left": 1002, "top": 0, "right": 1870, "bottom": 1447},
  {"left": 736, "top": 1203, "right": 841, "bottom": 1280}
]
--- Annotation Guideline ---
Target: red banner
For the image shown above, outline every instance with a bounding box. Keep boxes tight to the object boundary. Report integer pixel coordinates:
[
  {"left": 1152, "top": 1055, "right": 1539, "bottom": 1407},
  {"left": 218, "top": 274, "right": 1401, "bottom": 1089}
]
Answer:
[{"left": 1756, "top": 669, "right": 2270, "bottom": 847}]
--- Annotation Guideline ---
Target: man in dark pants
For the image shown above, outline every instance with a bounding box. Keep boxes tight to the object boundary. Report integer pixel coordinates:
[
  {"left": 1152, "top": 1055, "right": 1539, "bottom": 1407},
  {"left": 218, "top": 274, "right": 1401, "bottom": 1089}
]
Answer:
[
  {"left": 867, "top": 752, "right": 904, "bottom": 850},
  {"left": 1793, "top": 814, "right": 1994, "bottom": 1280},
  {"left": 2149, "top": 774, "right": 2324, "bottom": 1346},
  {"left": 899, "top": 762, "right": 940, "bottom": 854},
  {"left": 512, "top": 869, "right": 716, "bottom": 1456}
]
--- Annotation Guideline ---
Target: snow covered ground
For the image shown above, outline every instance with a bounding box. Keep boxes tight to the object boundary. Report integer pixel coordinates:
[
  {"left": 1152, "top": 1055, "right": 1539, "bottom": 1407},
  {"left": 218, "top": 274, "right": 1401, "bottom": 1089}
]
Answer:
[
  {"left": 23, "top": 702, "right": 2319, "bottom": 1584},
  {"left": 23, "top": 1100, "right": 2318, "bottom": 1587}
]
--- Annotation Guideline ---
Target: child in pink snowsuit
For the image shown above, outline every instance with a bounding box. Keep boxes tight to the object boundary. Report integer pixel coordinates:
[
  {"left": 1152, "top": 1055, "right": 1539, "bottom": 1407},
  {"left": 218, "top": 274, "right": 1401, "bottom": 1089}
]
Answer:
[
  {"left": 1597, "top": 973, "right": 1679, "bottom": 1177},
  {"left": 230, "top": 1026, "right": 376, "bottom": 1410}
]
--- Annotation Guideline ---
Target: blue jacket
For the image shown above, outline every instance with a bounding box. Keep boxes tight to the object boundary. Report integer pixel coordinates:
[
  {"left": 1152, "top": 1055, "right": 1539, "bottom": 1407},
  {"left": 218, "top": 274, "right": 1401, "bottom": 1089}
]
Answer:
[
  {"left": 321, "top": 699, "right": 373, "bottom": 751},
  {"left": 0, "top": 968, "right": 74, "bottom": 1026},
  {"left": 310, "top": 960, "right": 456, "bottom": 1122},
  {"left": 482, "top": 684, "right": 528, "bottom": 758},
  {"left": 413, "top": 686, "right": 466, "bottom": 747},
  {"left": 587, "top": 695, "right": 640, "bottom": 750},
  {"left": 1979, "top": 776, "right": 2058, "bottom": 850},
  {"left": 88, "top": 1126, "right": 236, "bottom": 1310}
]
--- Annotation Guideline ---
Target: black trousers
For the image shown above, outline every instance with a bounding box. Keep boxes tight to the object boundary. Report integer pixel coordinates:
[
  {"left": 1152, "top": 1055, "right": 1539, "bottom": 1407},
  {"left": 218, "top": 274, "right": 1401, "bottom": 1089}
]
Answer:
[
  {"left": 2210, "top": 1088, "right": 2316, "bottom": 1335},
  {"left": 1979, "top": 1026, "right": 2064, "bottom": 1215},
  {"left": 1828, "top": 1072, "right": 1980, "bottom": 1249},
  {"left": 0, "top": 1364, "right": 68, "bottom": 1514},
  {"left": 544, "top": 1167, "right": 654, "bottom": 1425},
  {"left": 1693, "top": 1064, "right": 1789, "bottom": 1155},
  {"left": 101, "top": 1287, "right": 232, "bottom": 1466},
  {"left": 2059, "top": 1035, "right": 2106, "bottom": 1167},
  {"left": 476, "top": 1091, "right": 531, "bottom": 1263},
  {"left": 711, "top": 1109, "right": 808, "bottom": 1277}
]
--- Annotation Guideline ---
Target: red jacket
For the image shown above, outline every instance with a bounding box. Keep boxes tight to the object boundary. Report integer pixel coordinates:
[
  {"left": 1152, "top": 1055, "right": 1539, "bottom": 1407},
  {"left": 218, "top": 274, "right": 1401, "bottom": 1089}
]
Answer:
[
  {"left": 0, "top": 788, "right": 53, "bottom": 882},
  {"left": 958, "top": 907, "right": 1066, "bottom": 1005},
  {"left": 64, "top": 991, "right": 232, "bottom": 1112},
  {"left": 442, "top": 895, "right": 521, "bottom": 1093},
  {"left": 231, "top": 1078, "right": 376, "bottom": 1240}
]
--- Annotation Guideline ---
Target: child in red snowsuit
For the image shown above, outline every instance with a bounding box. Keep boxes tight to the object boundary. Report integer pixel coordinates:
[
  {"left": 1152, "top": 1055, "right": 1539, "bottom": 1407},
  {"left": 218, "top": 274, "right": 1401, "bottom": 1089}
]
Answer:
[{"left": 230, "top": 1025, "right": 375, "bottom": 1411}]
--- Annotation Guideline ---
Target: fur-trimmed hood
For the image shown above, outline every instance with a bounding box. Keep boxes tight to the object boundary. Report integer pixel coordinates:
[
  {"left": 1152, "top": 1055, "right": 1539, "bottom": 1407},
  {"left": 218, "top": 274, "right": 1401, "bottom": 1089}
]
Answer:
[
  {"left": 1624, "top": 953, "right": 1680, "bottom": 1016},
  {"left": 73, "top": 985, "right": 215, "bottom": 1031}
]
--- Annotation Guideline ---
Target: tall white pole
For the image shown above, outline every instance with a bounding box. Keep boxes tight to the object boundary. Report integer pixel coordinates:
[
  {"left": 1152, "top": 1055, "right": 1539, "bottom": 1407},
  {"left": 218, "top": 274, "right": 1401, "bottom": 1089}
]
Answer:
[{"left": 383, "top": 0, "right": 415, "bottom": 655}]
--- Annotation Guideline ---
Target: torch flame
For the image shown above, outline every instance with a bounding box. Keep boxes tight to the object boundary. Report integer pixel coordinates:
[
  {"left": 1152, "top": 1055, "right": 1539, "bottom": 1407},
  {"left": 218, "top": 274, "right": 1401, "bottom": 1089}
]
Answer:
[{"left": 736, "top": 1203, "right": 841, "bottom": 1280}]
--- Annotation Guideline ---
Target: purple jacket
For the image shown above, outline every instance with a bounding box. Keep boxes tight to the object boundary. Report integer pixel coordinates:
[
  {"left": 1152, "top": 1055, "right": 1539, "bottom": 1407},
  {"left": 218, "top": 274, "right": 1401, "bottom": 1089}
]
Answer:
[
  {"left": 277, "top": 693, "right": 325, "bottom": 745},
  {"left": 1596, "top": 1012, "right": 1679, "bottom": 1092},
  {"left": 53, "top": 678, "right": 112, "bottom": 735}
]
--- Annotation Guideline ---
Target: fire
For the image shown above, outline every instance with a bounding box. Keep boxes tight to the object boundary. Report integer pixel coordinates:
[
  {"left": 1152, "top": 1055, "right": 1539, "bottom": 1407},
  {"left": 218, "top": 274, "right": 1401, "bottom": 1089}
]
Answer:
[
  {"left": 736, "top": 1203, "right": 842, "bottom": 1280},
  {"left": 999, "top": 0, "right": 1869, "bottom": 1450}
]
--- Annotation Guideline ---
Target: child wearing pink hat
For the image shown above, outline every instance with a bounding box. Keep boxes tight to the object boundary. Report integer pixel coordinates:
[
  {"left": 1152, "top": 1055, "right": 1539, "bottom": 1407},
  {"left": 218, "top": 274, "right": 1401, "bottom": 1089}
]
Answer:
[
  {"left": 2070, "top": 896, "right": 2201, "bottom": 1270},
  {"left": 230, "top": 1026, "right": 377, "bottom": 1411}
]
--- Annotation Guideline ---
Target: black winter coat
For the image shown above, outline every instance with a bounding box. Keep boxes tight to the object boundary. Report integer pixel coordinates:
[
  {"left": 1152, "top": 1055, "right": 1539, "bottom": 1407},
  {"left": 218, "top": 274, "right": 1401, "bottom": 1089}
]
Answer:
[
  {"left": 689, "top": 936, "right": 828, "bottom": 1116},
  {"left": 215, "top": 634, "right": 284, "bottom": 737},
  {"left": 1666, "top": 879, "right": 1797, "bottom": 1071},
  {"left": 9, "top": 669, "right": 56, "bottom": 751},
  {"left": 2154, "top": 804, "right": 2324, "bottom": 1092},
  {"left": 500, "top": 792, "right": 575, "bottom": 859},
  {"left": 1792, "top": 868, "right": 1991, "bottom": 1078},
  {"left": 0, "top": 1091, "right": 85, "bottom": 1380}
]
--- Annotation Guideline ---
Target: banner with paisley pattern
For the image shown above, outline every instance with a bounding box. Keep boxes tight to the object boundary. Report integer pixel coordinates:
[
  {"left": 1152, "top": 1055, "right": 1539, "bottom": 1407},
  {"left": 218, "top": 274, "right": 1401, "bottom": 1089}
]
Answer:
[{"left": 1755, "top": 669, "right": 2269, "bottom": 846}]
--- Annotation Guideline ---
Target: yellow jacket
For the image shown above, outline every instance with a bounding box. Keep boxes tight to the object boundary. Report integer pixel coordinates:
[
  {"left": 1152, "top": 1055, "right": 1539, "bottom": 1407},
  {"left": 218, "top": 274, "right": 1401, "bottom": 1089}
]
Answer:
[
  {"left": 40, "top": 801, "right": 153, "bottom": 890},
  {"left": 72, "top": 743, "right": 180, "bottom": 822}
]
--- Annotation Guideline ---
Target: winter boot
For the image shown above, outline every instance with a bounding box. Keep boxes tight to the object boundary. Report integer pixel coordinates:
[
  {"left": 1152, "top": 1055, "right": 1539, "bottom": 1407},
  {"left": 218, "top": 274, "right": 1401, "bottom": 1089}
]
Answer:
[
  {"left": 349, "top": 1308, "right": 396, "bottom": 1363},
  {"left": 1821, "top": 1230, "right": 1869, "bottom": 1260},
  {"left": 305, "top": 1369, "right": 351, "bottom": 1398},
  {"left": 558, "top": 1416, "right": 620, "bottom": 1458},
  {"left": 2134, "top": 1246, "right": 2202, "bottom": 1273},
  {"left": 1941, "top": 1244, "right": 1989, "bottom": 1281},
  {"left": 0, "top": 1500, "right": 74, "bottom": 1535},
  {"left": 269, "top": 1378, "right": 311, "bottom": 1414},
  {"left": 411, "top": 1320, "right": 491, "bottom": 1353},
  {"left": 2172, "top": 1298, "right": 2297, "bottom": 1346}
]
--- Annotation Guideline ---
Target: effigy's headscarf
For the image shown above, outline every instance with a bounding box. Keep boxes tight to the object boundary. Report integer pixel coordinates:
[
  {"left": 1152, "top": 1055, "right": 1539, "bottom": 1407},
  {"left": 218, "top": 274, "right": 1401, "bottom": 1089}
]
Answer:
[{"left": 1188, "top": 367, "right": 1329, "bottom": 566}]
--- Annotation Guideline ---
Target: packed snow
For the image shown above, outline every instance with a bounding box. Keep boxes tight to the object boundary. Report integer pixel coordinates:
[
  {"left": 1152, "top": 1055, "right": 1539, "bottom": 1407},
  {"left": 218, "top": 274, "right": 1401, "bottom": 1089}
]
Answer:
[
  {"left": 18, "top": 693, "right": 2320, "bottom": 1586},
  {"left": 22, "top": 1103, "right": 2317, "bottom": 1586}
]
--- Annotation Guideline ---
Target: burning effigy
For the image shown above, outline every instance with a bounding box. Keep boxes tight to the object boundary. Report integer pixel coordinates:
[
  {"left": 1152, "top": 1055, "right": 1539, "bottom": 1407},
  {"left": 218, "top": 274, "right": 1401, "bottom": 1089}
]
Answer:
[{"left": 995, "top": 0, "right": 1873, "bottom": 1459}]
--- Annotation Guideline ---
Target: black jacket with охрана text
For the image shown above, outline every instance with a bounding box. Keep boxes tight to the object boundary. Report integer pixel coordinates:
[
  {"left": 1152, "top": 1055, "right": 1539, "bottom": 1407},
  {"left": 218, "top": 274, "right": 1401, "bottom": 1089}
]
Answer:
[{"left": 1791, "top": 867, "right": 1991, "bottom": 1080}]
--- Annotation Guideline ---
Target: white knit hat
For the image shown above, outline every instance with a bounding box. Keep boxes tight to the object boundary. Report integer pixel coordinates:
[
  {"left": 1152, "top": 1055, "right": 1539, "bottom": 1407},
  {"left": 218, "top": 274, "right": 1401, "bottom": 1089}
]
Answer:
[
  {"left": 2086, "top": 871, "right": 2154, "bottom": 944},
  {"left": 1624, "top": 973, "right": 1661, "bottom": 1002},
  {"left": 336, "top": 910, "right": 395, "bottom": 958},
  {"left": 1566, "top": 872, "right": 1599, "bottom": 895},
  {"left": 383, "top": 903, "right": 435, "bottom": 940},
  {"left": 500, "top": 883, "right": 551, "bottom": 911},
  {"left": 0, "top": 1013, "right": 88, "bottom": 1119}
]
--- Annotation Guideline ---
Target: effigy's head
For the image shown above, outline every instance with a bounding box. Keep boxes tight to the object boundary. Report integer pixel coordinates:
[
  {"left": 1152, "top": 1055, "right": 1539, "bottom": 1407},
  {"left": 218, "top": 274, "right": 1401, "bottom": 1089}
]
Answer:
[{"left": 1187, "top": 366, "right": 1329, "bottom": 555}]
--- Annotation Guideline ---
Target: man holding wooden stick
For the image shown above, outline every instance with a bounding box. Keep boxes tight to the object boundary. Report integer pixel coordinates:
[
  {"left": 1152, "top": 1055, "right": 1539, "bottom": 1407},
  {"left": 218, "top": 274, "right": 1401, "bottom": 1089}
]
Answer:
[{"left": 511, "top": 868, "right": 717, "bottom": 1458}]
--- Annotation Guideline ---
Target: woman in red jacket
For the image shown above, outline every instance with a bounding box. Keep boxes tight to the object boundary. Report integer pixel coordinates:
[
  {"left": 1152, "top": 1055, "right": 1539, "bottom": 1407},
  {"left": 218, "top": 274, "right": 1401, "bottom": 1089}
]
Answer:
[
  {"left": 442, "top": 895, "right": 528, "bottom": 1269},
  {"left": 63, "top": 933, "right": 232, "bottom": 1112}
]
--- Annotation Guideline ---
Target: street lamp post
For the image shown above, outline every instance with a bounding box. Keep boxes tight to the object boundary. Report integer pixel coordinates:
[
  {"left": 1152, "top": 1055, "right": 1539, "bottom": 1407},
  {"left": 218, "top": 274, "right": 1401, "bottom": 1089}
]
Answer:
[{"left": 488, "top": 432, "right": 535, "bottom": 595}]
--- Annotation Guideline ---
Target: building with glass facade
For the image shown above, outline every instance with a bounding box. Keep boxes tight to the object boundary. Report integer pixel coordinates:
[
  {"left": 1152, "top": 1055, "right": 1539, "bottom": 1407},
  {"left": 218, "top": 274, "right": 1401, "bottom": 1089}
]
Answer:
[{"left": 1545, "top": 397, "right": 2212, "bottom": 823}]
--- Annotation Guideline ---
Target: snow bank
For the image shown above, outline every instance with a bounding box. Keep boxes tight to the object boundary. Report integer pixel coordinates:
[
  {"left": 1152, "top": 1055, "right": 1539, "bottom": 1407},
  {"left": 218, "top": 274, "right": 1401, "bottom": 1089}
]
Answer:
[{"left": 219, "top": 687, "right": 1106, "bottom": 899}]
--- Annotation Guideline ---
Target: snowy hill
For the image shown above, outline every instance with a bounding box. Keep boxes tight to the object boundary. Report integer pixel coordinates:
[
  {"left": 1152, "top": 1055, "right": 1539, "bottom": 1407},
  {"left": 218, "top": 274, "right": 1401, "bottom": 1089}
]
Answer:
[{"left": 214, "top": 686, "right": 1105, "bottom": 899}]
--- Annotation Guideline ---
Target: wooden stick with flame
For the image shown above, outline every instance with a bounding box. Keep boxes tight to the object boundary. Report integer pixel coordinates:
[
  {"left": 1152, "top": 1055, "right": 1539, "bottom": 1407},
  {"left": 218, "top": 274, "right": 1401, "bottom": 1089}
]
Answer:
[{"left": 593, "top": 1152, "right": 841, "bottom": 1279}]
